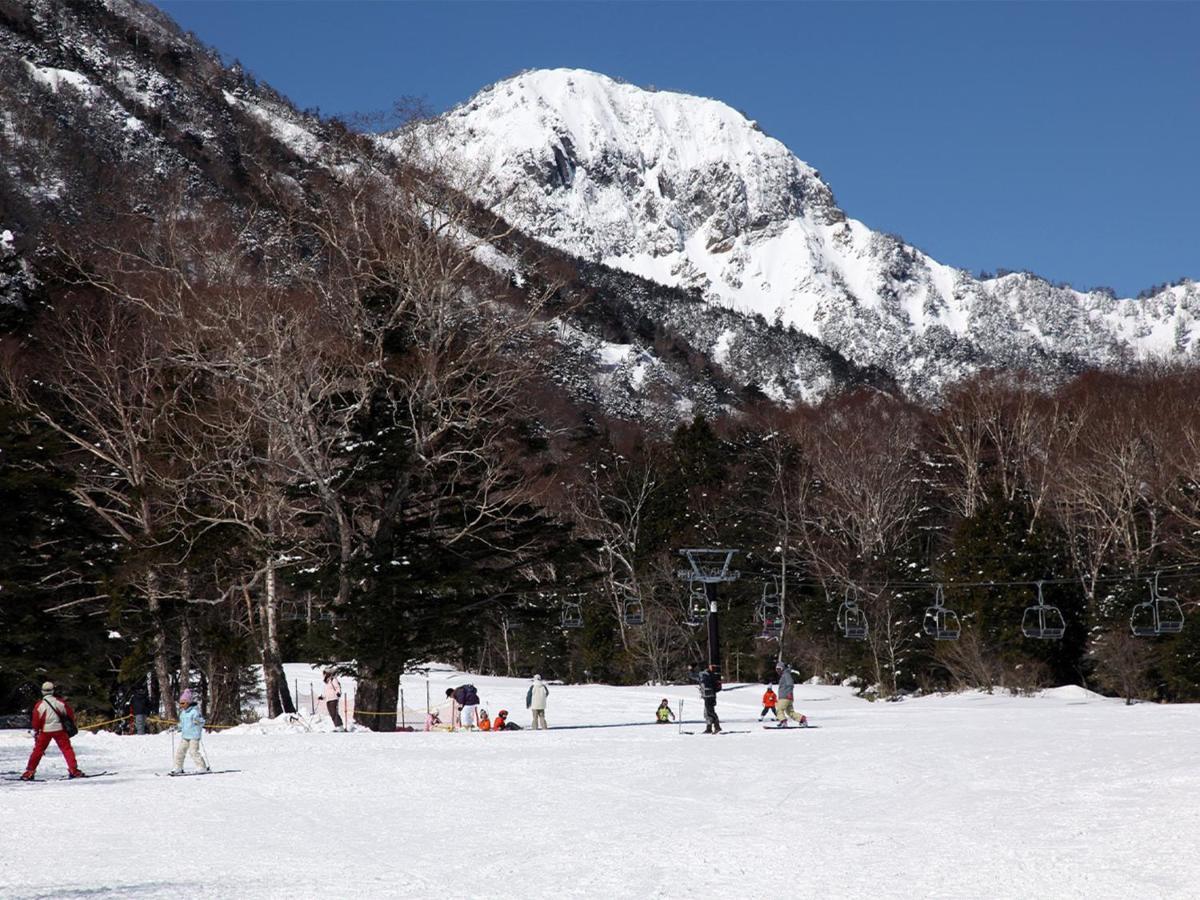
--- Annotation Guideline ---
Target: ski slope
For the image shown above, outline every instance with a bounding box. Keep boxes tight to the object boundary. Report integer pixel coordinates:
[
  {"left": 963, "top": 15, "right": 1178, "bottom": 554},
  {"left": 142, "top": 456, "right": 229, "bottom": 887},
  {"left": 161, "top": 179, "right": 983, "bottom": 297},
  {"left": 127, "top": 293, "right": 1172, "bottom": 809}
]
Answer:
[{"left": 2, "top": 666, "right": 1199, "bottom": 899}]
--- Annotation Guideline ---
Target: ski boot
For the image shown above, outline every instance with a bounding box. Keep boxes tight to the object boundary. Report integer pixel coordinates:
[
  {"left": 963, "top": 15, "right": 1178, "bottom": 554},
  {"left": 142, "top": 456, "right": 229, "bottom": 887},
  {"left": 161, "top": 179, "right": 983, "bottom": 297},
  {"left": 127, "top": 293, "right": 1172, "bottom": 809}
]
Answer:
[
  {"left": 68, "top": 770, "right": 86, "bottom": 778},
  {"left": 19, "top": 771, "right": 34, "bottom": 781}
]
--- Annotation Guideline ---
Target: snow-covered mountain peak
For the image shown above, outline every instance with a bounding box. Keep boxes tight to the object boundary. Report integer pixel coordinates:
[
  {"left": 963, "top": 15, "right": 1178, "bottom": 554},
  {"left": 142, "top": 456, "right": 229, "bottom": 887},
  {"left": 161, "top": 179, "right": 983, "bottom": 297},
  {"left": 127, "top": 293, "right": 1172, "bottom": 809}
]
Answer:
[
  {"left": 411, "top": 68, "right": 1199, "bottom": 395},
  {"left": 457, "top": 67, "right": 810, "bottom": 179},
  {"left": 419, "top": 68, "right": 841, "bottom": 264}
]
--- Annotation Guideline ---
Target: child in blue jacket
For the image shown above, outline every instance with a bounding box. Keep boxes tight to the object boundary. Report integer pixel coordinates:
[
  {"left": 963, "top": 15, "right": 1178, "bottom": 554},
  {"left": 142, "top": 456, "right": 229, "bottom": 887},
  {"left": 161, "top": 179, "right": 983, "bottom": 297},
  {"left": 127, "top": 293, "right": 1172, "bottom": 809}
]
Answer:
[{"left": 171, "top": 689, "right": 210, "bottom": 775}]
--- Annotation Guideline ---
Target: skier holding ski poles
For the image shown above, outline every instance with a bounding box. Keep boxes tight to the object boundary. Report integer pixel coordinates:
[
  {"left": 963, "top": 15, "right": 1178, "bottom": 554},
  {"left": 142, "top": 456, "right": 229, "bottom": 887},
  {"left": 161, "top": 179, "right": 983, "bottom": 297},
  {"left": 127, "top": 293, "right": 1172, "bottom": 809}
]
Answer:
[{"left": 170, "top": 690, "right": 210, "bottom": 775}]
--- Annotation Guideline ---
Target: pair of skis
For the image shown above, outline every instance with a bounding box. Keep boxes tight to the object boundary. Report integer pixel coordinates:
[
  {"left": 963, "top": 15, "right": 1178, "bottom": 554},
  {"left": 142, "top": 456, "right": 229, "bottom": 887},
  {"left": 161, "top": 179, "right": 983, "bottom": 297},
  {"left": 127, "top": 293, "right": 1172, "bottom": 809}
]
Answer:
[
  {"left": 2, "top": 771, "right": 115, "bottom": 782},
  {"left": 3, "top": 769, "right": 241, "bottom": 782}
]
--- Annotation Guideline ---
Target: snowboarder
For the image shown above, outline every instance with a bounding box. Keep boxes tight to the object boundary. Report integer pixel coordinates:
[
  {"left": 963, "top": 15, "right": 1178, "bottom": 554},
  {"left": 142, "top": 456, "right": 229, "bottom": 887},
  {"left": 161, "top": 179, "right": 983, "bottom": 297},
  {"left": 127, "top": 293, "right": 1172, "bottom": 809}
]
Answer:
[
  {"left": 774, "top": 663, "right": 808, "bottom": 727},
  {"left": 319, "top": 669, "right": 344, "bottom": 731},
  {"left": 170, "top": 689, "right": 210, "bottom": 774},
  {"left": 698, "top": 664, "right": 722, "bottom": 734},
  {"left": 760, "top": 685, "right": 778, "bottom": 721},
  {"left": 526, "top": 674, "right": 549, "bottom": 730},
  {"left": 130, "top": 683, "right": 152, "bottom": 735},
  {"left": 655, "top": 699, "right": 675, "bottom": 723},
  {"left": 22, "top": 681, "right": 84, "bottom": 780}
]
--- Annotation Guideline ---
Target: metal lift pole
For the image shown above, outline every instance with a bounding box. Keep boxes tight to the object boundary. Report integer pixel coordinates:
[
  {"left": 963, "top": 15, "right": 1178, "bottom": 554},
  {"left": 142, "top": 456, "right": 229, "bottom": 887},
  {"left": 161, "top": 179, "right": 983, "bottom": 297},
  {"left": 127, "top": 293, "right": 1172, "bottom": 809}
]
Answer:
[{"left": 705, "top": 581, "right": 721, "bottom": 673}]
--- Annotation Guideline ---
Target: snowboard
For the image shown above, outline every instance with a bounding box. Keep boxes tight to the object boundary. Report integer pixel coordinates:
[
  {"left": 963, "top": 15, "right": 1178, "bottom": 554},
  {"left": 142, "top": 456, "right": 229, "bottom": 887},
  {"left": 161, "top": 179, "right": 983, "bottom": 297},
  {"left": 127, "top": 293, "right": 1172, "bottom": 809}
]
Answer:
[
  {"left": 157, "top": 769, "right": 240, "bottom": 777},
  {"left": 763, "top": 724, "right": 819, "bottom": 730}
]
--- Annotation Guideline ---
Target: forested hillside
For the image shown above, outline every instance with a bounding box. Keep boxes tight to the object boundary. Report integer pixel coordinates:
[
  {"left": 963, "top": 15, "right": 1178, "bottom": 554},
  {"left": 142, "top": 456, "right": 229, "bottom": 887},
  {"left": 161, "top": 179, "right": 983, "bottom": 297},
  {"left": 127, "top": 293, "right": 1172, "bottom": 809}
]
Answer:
[{"left": 2, "top": 1, "right": 1199, "bottom": 724}]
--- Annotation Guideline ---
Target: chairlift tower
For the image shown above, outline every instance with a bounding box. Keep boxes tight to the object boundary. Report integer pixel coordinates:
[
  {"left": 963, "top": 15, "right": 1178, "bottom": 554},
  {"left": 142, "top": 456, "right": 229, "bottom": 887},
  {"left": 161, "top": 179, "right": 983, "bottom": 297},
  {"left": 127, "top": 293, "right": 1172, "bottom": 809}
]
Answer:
[{"left": 678, "top": 549, "right": 740, "bottom": 673}]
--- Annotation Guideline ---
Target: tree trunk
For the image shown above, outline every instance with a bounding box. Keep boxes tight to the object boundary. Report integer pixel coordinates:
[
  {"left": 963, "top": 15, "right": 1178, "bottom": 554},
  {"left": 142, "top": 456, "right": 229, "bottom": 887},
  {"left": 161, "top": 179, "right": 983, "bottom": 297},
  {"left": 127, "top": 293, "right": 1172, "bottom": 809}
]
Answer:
[
  {"left": 178, "top": 612, "right": 193, "bottom": 695},
  {"left": 147, "top": 573, "right": 176, "bottom": 720},
  {"left": 261, "top": 561, "right": 296, "bottom": 716},
  {"left": 354, "top": 666, "right": 398, "bottom": 731},
  {"left": 501, "top": 613, "right": 513, "bottom": 677}
]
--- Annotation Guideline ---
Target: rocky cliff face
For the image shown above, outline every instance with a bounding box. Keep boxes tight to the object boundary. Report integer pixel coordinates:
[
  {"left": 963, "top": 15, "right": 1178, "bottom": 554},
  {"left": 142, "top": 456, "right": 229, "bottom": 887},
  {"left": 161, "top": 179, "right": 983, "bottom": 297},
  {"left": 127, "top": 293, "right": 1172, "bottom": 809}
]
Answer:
[{"left": 411, "top": 68, "right": 1199, "bottom": 396}]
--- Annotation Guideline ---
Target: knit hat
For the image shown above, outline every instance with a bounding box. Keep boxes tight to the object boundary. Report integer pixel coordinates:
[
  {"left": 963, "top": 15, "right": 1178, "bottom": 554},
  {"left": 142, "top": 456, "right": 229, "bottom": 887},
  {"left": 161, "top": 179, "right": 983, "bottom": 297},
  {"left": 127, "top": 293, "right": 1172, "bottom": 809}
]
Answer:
[
  {"left": 41, "top": 681, "right": 54, "bottom": 694},
  {"left": 534, "top": 674, "right": 542, "bottom": 682},
  {"left": 179, "top": 689, "right": 194, "bottom": 704}
]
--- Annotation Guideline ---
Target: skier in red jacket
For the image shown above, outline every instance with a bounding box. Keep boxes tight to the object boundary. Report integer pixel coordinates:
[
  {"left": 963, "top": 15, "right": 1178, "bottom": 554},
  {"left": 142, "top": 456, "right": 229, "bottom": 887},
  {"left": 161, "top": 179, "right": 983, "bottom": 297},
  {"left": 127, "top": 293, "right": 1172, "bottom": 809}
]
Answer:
[{"left": 21, "top": 681, "right": 84, "bottom": 780}]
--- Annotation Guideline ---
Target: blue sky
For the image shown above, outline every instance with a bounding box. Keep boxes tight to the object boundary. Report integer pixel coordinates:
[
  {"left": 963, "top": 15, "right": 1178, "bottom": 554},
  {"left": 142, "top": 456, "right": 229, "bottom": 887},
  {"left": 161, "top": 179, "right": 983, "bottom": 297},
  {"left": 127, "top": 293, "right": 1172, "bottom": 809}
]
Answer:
[{"left": 157, "top": 1, "right": 1198, "bottom": 296}]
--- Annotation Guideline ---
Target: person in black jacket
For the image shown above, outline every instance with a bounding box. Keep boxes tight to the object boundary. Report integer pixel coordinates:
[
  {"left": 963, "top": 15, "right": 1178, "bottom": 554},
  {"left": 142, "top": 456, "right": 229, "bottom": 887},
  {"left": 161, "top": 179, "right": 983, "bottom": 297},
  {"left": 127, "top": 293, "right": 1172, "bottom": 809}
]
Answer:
[
  {"left": 129, "top": 684, "right": 152, "bottom": 735},
  {"left": 698, "top": 664, "right": 722, "bottom": 734}
]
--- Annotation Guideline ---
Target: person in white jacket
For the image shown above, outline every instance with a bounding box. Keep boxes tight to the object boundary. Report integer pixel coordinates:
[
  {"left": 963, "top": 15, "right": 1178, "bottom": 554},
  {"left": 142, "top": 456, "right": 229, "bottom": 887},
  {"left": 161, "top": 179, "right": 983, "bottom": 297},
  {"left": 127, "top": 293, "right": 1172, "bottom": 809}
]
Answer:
[
  {"left": 319, "top": 670, "right": 344, "bottom": 731},
  {"left": 526, "top": 675, "right": 549, "bottom": 730}
]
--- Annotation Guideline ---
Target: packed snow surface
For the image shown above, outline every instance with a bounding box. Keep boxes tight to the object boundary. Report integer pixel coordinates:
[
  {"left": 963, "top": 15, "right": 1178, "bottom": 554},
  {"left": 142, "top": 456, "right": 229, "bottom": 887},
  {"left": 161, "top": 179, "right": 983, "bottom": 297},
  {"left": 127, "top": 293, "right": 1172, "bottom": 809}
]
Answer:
[{"left": 3, "top": 665, "right": 1199, "bottom": 899}]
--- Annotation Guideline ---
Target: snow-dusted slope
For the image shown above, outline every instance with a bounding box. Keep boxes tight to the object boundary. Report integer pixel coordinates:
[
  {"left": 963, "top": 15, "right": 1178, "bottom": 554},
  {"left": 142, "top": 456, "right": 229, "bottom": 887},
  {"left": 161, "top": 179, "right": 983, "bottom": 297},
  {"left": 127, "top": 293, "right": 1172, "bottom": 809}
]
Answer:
[
  {"left": 5, "top": 667, "right": 1200, "bottom": 898},
  {"left": 408, "top": 68, "right": 1199, "bottom": 393}
]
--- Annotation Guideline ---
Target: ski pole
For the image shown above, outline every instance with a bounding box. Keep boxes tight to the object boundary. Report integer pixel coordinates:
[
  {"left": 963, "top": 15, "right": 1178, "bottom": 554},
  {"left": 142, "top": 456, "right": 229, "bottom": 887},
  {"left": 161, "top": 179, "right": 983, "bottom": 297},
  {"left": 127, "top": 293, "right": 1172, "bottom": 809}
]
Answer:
[
  {"left": 199, "top": 735, "right": 213, "bottom": 770},
  {"left": 678, "top": 699, "right": 683, "bottom": 735}
]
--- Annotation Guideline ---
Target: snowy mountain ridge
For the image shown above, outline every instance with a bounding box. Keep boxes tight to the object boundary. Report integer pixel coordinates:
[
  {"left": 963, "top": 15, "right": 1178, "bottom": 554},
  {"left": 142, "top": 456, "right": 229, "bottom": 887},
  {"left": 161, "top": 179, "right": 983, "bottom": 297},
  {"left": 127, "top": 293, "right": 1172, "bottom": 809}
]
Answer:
[{"left": 410, "top": 68, "right": 1199, "bottom": 396}]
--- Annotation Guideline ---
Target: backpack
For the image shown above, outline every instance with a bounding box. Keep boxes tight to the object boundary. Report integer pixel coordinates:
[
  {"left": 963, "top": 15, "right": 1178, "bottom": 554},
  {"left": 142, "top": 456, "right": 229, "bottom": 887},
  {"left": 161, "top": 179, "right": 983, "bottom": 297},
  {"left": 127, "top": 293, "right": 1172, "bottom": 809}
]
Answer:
[{"left": 46, "top": 698, "right": 78, "bottom": 738}]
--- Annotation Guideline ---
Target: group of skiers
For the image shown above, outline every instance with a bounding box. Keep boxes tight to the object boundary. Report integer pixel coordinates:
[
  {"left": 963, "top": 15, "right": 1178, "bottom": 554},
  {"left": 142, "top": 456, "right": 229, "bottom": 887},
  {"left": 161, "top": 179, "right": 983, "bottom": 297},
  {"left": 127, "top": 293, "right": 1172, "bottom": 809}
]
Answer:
[
  {"left": 434, "top": 674, "right": 550, "bottom": 731},
  {"left": 17, "top": 680, "right": 215, "bottom": 780},
  {"left": 666, "top": 661, "right": 807, "bottom": 734},
  {"left": 15, "top": 664, "right": 805, "bottom": 779}
]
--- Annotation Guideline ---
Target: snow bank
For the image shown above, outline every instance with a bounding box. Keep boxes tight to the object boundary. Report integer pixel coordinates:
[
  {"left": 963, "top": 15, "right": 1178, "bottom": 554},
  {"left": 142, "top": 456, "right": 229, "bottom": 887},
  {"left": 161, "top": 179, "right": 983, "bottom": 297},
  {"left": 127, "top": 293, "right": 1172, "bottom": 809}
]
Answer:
[
  {"left": 221, "top": 712, "right": 341, "bottom": 735},
  {"left": 1037, "top": 684, "right": 1109, "bottom": 702}
]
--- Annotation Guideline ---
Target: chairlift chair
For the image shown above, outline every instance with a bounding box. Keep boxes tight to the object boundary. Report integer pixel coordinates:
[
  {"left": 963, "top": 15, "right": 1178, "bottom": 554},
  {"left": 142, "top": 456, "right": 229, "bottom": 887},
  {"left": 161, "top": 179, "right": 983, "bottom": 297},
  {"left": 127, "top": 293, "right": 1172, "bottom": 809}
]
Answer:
[
  {"left": 1021, "top": 582, "right": 1065, "bottom": 640},
  {"left": 837, "top": 589, "right": 869, "bottom": 640},
  {"left": 620, "top": 588, "right": 645, "bottom": 627},
  {"left": 1131, "top": 573, "right": 1185, "bottom": 636},
  {"left": 922, "top": 584, "right": 961, "bottom": 641},
  {"left": 561, "top": 600, "right": 584, "bottom": 630},
  {"left": 757, "top": 582, "right": 784, "bottom": 640},
  {"left": 758, "top": 615, "right": 784, "bottom": 640},
  {"left": 682, "top": 579, "right": 707, "bottom": 627}
]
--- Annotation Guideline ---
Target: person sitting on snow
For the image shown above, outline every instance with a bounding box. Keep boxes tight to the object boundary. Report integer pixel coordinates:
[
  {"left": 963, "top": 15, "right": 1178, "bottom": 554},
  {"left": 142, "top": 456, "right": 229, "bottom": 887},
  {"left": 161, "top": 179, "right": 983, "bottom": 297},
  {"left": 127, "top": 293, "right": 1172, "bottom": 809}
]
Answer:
[
  {"left": 491, "top": 709, "right": 509, "bottom": 731},
  {"left": 655, "top": 699, "right": 675, "bottom": 723},
  {"left": 477, "top": 709, "right": 491, "bottom": 731}
]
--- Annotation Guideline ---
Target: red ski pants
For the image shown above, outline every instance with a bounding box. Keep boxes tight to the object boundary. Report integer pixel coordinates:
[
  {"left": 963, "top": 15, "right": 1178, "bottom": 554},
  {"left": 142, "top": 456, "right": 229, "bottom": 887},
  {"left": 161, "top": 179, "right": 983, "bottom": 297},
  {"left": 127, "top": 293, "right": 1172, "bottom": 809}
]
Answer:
[{"left": 26, "top": 731, "right": 79, "bottom": 774}]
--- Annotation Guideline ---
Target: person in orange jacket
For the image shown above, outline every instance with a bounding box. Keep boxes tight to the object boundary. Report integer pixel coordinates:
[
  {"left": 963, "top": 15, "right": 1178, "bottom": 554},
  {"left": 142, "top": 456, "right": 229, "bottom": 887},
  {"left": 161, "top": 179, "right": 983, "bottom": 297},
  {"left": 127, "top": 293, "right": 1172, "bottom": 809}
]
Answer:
[
  {"left": 760, "top": 685, "right": 778, "bottom": 721},
  {"left": 477, "top": 710, "right": 491, "bottom": 731},
  {"left": 22, "top": 681, "right": 84, "bottom": 780},
  {"left": 491, "top": 710, "right": 510, "bottom": 730}
]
